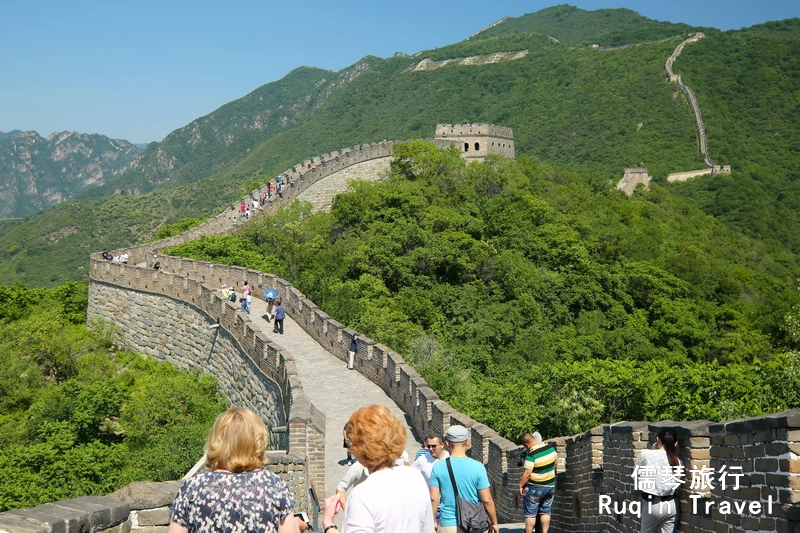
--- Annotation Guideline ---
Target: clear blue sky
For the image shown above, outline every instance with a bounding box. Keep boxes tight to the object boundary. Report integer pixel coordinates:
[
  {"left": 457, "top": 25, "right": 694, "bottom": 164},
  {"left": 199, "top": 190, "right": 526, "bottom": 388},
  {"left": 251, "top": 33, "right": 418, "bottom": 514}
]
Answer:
[{"left": 1, "top": 0, "right": 797, "bottom": 144}]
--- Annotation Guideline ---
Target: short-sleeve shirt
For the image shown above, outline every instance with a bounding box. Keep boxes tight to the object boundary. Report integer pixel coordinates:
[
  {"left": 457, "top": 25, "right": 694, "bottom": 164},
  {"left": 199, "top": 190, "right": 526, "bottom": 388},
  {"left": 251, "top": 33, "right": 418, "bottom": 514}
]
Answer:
[
  {"left": 171, "top": 469, "right": 295, "bottom": 532},
  {"left": 429, "top": 457, "right": 490, "bottom": 527},
  {"left": 524, "top": 443, "right": 557, "bottom": 487}
]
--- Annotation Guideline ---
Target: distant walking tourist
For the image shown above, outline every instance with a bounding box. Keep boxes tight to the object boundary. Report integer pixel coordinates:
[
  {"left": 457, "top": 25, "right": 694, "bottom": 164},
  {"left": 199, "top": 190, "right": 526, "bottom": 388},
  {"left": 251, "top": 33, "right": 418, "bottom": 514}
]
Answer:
[
  {"left": 168, "top": 407, "right": 297, "bottom": 533},
  {"left": 347, "top": 334, "right": 359, "bottom": 370},
  {"left": 152, "top": 255, "right": 160, "bottom": 270},
  {"left": 518, "top": 432, "right": 557, "bottom": 533},
  {"left": 273, "top": 299, "right": 285, "bottom": 335},
  {"left": 343, "top": 422, "right": 354, "bottom": 465},
  {"left": 636, "top": 428, "right": 682, "bottom": 533},
  {"left": 430, "top": 425, "right": 498, "bottom": 533},
  {"left": 322, "top": 405, "right": 434, "bottom": 533}
]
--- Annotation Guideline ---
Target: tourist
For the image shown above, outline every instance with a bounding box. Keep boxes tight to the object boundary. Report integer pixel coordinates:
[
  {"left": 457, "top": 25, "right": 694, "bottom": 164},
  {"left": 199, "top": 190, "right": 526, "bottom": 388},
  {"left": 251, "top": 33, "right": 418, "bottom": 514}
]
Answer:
[
  {"left": 240, "top": 202, "right": 247, "bottom": 217},
  {"left": 518, "top": 432, "right": 557, "bottom": 533},
  {"left": 343, "top": 422, "right": 354, "bottom": 465},
  {"left": 152, "top": 255, "right": 160, "bottom": 270},
  {"left": 102, "top": 249, "right": 112, "bottom": 260},
  {"left": 322, "top": 405, "right": 434, "bottom": 533},
  {"left": 395, "top": 450, "right": 409, "bottom": 467},
  {"left": 430, "top": 425, "right": 498, "bottom": 533},
  {"left": 335, "top": 459, "right": 368, "bottom": 507},
  {"left": 242, "top": 281, "right": 251, "bottom": 298},
  {"left": 120, "top": 252, "right": 129, "bottom": 264},
  {"left": 253, "top": 198, "right": 260, "bottom": 211},
  {"left": 411, "top": 433, "right": 449, "bottom": 485},
  {"left": 347, "top": 334, "right": 358, "bottom": 370},
  {"left": 112, "top": 253, "right": 121, "bottom": 263},
  {"left": 168, "top": 407, "right": 298, "bottom": 533},
  {"left": 636, "top": 428, "right": 682, "bottom": 533},
  {"left": 266, "top": 297, "right": 275, "bottom": 323},
  {"left": 273, "top": 299, "right": 285, "bottom": 335}
]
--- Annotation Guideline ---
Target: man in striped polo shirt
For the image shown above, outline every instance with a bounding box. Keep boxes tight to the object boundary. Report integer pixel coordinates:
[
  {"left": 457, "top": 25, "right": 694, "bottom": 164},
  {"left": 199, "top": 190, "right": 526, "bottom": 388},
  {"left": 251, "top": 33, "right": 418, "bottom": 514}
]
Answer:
[{"left": 518, "top": 432, "right": 557, "bottom": 533}]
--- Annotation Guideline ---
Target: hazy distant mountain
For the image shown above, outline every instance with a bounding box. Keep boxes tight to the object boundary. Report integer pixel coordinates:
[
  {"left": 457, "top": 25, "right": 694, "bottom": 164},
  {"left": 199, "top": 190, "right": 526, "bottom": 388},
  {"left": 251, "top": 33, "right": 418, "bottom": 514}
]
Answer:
[
  {"left": 0, "top": 130, "right": 23, "bottom": 140},
  {"left": 0, "top": 131, "right": 142, "bottom": 217}
]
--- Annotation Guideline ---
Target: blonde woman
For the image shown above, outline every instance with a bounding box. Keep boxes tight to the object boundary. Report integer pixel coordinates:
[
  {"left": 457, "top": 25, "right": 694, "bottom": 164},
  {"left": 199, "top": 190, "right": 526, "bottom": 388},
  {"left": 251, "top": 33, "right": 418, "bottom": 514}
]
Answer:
[
  {"left": 322, "top": 405, "right": 434, "bottom": 533},
  {"left": 168, "top": 408, "right": 297, "bottom": 533}
]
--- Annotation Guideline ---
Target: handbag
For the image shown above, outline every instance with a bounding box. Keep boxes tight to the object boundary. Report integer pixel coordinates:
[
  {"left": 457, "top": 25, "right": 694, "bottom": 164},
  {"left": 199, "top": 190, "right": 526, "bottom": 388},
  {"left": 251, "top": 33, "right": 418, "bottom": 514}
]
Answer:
[{"left": 445, "top": 457, "right": 491, "bottom": 533}]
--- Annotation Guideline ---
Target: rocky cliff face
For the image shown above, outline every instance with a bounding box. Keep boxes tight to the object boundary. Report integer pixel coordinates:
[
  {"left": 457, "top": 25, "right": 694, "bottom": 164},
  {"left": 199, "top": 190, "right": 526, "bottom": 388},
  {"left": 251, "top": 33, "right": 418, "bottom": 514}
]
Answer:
[{"left": 0, "top": 130, "right": 142, "bottom": 217}]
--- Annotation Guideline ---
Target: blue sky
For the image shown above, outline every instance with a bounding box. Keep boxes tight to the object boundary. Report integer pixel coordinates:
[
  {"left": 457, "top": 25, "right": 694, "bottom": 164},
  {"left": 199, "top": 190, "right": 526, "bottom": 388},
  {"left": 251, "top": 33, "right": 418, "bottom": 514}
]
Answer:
[{"left": 1, "top": 0, "right": 797, "bottom": 144}]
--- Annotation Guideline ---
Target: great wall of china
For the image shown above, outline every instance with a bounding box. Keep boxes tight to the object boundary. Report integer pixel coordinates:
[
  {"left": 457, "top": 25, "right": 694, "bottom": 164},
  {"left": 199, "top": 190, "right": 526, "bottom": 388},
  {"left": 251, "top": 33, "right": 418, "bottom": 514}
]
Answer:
[
  {"left": 1, "top": 121, "right": 797, "bottom": 533},
  {"left": 617, "top": 34, "right": 732, "bottom": 195}
]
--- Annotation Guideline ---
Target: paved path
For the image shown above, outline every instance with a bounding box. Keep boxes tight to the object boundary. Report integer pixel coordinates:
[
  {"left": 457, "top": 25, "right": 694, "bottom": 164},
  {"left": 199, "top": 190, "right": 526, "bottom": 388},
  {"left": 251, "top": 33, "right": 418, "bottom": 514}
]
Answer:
[{"left": 245, "top": 297, "right": 422, "bottom": 499}]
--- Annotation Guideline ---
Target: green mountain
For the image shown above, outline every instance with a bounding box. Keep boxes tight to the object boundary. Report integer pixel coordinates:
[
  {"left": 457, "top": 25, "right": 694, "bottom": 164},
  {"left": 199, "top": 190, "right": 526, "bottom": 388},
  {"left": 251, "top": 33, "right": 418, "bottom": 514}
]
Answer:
[
  {"left": 80, "top": 60, "right": 375, "bottom": 199},
  {"left": 0, "top": 131, "right": 141, "bottom": 217},
  {"left": 663, "top": 19, "right": 800, "bottom": 253},
  {"left": 0, "top": 6, "right": 798, "bottom": 289},
  {"left": 471, "top": 4, "right": 709, "bottom": 45}
]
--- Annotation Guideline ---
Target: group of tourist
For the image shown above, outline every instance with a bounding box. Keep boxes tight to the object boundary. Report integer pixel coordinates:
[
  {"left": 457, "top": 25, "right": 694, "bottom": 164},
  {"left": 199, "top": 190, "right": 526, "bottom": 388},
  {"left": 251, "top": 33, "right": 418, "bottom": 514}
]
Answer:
[
  {"left": 101, "top": 249, "right": 128, "bottom": 263},
  {"left": 217, "top": 281, "right": 286, "bottom": 334}
]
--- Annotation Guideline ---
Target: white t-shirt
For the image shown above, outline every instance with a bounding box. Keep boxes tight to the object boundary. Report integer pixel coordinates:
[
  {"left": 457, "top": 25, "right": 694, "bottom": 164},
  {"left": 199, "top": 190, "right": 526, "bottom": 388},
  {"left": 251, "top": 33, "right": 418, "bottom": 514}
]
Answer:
[
  {"left": 394, "top": 450, "right": 409, "bottom": 467},
  {"left": 337, "top": 461, "right": 369, "bottom": 493},
  {"left": 635, "top": 449, "right": 682, "bottom": 497},
  {"left": 343, "top": 466, "right": 435, "bottom": 533},
  {"left": 411, "top": 450, "right": 450, "bottom": 485}
]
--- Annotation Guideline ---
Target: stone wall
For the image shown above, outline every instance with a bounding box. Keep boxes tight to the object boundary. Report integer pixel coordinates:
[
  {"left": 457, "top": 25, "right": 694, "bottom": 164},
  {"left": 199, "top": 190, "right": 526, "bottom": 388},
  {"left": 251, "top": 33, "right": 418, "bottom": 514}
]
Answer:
[
  {"left": 296, "top": 156, "right": 391, "bottom": 212},
  {"left": 616, "top": 168, "right": 651, "bottom": 195},
  {"left": 88, "top": 282, "right": 286, "bottom": 448},
  {"left": 86, "top": 257, "right": 326, "bottom": 517},
  {"left": 667, "top": 168, "right": 713, "bottom": 182},
  {"left": 547, "top": 414, "right": 800, "bottom": 533},
  {"left": 0, "top": 453, "right": 311, "bottom": 533},
  {"left": 434, "top": 123, "right": 516, "bottom": 160}
]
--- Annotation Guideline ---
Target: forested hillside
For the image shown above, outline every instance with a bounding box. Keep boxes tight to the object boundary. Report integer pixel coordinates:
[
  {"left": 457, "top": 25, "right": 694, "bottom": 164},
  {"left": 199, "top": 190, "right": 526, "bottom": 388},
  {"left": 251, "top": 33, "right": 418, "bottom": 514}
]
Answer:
[
  {"left": 170, "top": 143, "right": 800, "bottom": 438},
  {"left": 665, "top": 19, "right": 800, "bottom": 253},
  {"left": 472, "top": 4, "right": 710, "bottom": 45},
  {"left": 0, "top": 27, "right": 705, "bottom": 285},
  {"left": 0, "top": 283, "right": 225, "bottom": 510}
]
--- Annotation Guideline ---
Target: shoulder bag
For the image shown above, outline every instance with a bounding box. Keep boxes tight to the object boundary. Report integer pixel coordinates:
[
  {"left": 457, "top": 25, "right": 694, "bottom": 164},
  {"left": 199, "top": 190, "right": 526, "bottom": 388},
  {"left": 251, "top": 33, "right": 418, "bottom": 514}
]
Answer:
[{"left": 445, "top": 457, "right": 491, "bottom": 533}]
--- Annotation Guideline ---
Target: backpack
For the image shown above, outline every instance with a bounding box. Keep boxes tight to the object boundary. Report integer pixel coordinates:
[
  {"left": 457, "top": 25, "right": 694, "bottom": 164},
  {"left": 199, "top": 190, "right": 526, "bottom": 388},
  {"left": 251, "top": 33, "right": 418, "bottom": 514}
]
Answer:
[{"left": 229, "top": 292, "right": 237, "bottom": 302}]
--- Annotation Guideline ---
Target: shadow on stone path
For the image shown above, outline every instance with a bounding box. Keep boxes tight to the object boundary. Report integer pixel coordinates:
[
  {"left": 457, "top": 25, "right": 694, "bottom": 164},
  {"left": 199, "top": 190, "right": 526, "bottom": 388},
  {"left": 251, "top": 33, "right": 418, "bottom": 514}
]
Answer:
[{"left": 245, "top": 297, "right": 422, "bottom": 498}]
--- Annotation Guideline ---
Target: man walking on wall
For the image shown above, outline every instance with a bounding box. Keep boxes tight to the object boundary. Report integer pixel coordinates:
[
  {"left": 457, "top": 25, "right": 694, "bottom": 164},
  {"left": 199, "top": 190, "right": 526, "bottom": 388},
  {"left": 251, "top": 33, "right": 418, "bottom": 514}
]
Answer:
[
  {"left": 429, "top": 425, "right": 499, "bottom": 533},
  {"left": 273, "top": 299, "right": 285, "bottom": 335},
  {"left": 518, "top": 432, "right": 557, "bottom": 533}
]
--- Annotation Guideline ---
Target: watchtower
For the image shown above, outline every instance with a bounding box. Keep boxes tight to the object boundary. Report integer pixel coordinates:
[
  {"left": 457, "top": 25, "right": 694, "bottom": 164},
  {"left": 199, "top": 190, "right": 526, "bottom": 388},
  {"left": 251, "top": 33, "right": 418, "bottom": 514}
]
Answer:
[{"left": 434, "top": 123, "right": 515, "bottom": 161}]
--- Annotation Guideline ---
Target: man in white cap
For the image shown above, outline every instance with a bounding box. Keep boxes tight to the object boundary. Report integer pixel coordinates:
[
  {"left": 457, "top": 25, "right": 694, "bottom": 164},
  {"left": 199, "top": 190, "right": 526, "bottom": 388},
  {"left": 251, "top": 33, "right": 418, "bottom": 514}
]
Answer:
[{"left": 429, "top": 425, "right": 499, "bottom": 533}]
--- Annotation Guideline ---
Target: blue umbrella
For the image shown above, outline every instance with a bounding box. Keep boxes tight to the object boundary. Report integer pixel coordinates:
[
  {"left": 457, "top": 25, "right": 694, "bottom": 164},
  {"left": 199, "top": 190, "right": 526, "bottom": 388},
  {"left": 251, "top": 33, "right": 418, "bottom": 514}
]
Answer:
[{"left": 263, "top": 288, "right": 279, "bottom": 300}]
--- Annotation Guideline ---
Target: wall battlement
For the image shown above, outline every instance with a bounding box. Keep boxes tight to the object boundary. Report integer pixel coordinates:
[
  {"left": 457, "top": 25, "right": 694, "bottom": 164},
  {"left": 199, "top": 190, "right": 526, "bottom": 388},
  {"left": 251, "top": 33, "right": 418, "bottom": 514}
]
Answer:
[{"left": 434, "top": 123, "right": 515, "bottom": 160}]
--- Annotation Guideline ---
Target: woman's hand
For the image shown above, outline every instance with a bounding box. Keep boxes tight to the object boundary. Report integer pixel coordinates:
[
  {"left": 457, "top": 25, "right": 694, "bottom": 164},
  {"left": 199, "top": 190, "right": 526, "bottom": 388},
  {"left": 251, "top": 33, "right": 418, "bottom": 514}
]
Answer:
[{"left": 322, "top": 493, "right": 345, "bottom": 528}]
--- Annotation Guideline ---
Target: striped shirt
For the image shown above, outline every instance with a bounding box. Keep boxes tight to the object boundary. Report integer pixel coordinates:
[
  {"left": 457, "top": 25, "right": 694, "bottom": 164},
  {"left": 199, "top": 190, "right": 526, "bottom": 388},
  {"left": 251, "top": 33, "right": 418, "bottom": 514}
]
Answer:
[{"left": 524, "top": 442, "right": 557, "bottom": 487}]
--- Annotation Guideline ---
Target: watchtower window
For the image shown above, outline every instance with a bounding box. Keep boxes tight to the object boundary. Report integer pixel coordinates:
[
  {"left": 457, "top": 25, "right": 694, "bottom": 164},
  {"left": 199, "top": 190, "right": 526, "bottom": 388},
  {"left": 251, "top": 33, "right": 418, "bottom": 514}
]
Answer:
[
  {"left": 464, "top": 143, "right": 469, "bottom": 152},
  {"left": 474, "top": 142, "right": 480, "bottom": 151}
]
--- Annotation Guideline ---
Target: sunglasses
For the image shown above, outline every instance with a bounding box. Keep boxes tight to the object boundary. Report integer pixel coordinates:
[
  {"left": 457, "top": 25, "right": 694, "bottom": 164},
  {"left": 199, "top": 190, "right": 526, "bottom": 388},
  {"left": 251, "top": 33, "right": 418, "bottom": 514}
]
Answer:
[{"left": 426, "top": 443, "right": 440, "bottom": 449}]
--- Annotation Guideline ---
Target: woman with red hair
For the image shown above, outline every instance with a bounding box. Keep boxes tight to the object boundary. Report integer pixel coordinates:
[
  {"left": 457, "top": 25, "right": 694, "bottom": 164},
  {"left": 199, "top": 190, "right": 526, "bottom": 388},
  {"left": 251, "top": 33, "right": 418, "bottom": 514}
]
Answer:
[{"left": 322, "top": 405, "right": 434, "bottom": 533}]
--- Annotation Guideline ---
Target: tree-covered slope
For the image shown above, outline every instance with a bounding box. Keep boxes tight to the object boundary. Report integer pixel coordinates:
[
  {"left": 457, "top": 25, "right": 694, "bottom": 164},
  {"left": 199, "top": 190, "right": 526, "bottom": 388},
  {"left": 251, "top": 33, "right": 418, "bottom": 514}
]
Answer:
[
  {"left": 664, "top": 19, "right": 800, "bottom": 253},
  {"left": 0, "top": 28, "right": 707, "bottom": 286},
  {"left": 0, "top": 282, "right": 225, "bottom": 510},
  {"left": 472, "top": 4, "right": 710, "bottom": 45},
  {"left": 169, "top": 144, "right": 800, "bottom": 438}
]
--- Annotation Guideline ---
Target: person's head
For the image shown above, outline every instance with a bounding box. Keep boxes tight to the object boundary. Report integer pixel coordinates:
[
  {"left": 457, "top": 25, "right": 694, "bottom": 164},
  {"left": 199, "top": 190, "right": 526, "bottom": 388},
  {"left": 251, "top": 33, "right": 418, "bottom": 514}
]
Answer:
[
  {"left": 243, "top": 280, "right": 248, "bottom": 286},
  {"left": 205, "top": 407, "right": 269, "bottom": 473},
  {"left": 444, "top": 425, "right": 470, "bottom": 452},
  {"left": 521, "top": 432, "right": 535, "bottom": 446},
  {"left": 424, "top": 433, "right": 445, "bottom": 459},
  {"left": 347, "top": 405, "right": 406, "bottom": 472},
  {"left": 276, "top": 298, "right": 282, "bottom": 306},
  {"left": 656, "top": 427, "right": 679, "bottom": 467}
]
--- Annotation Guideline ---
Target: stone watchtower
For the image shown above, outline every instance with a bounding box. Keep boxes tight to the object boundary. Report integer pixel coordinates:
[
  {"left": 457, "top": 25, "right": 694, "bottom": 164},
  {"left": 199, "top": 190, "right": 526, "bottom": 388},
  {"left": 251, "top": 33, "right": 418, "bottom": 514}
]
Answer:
[{"left": 434, "top": 123, "right": 515, "bottom": 161}]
